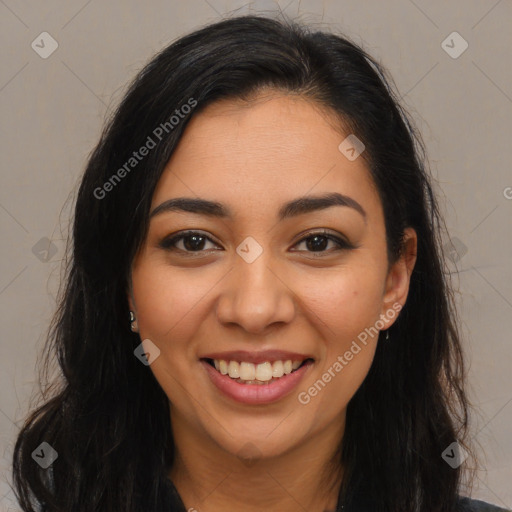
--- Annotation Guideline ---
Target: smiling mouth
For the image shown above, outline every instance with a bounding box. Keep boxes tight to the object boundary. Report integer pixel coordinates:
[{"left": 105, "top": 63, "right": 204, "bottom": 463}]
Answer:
[{"left": 202, "top": 357, "right": 314, "bottom": 385}]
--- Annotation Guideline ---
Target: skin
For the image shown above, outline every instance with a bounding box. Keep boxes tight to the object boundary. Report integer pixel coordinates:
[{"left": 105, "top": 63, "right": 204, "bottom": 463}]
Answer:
[{"left": 128, "top": 91, "right": 417, "bottom": 512}]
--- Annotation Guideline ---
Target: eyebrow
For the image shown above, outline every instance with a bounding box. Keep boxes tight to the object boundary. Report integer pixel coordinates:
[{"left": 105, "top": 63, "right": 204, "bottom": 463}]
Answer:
[{"left": 149, "top": 192, "right": 367, "bottom": 222}]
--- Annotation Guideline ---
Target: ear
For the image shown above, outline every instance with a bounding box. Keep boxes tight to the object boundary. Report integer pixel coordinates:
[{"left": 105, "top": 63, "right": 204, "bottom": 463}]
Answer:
[{"left": 380, "top": 227, "right": 417, "bottom": 327}]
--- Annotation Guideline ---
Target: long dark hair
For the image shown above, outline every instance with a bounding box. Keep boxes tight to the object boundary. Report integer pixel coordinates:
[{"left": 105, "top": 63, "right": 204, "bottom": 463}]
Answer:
[{"left": 12, "top": 14, "right": 473, "bottom": 512}]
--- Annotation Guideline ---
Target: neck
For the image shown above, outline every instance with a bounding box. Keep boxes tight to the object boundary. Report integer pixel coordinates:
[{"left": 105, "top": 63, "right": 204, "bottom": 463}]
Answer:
[{"left": 168, "top": 410, "right": 345, "bottom": 512}]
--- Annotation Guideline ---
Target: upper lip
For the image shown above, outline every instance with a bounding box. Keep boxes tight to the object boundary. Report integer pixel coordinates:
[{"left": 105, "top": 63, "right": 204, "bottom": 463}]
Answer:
[{"left": 200, "top": 350, "right": 314, "bottom": 365}]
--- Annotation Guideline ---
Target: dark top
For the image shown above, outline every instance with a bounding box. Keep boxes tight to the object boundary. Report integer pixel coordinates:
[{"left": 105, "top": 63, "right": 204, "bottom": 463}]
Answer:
[{"left": 161, "top": 476, "right": 511, "bottom": 511}]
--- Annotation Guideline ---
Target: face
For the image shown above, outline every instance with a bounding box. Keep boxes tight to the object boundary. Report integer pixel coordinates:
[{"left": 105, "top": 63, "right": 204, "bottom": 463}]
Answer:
[{"left": 129, "top": 91, "right": 416, "bottom": 463}]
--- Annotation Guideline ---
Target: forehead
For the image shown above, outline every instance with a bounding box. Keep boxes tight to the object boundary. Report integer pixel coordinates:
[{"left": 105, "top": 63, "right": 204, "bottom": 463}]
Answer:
[{"left": 151, "top": 92, "right": 380, "bottom": 220}]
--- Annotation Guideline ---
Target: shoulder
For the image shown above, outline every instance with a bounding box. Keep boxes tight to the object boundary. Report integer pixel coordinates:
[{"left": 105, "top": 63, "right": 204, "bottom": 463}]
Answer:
[{"left": 458, "top": 496, "right": 511, "bottom": 512}]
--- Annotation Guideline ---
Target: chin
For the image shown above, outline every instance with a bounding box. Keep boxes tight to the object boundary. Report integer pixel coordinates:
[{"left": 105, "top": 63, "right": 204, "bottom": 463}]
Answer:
[{"left": 209, "top": 421, "right": 305, "bottom": 462}]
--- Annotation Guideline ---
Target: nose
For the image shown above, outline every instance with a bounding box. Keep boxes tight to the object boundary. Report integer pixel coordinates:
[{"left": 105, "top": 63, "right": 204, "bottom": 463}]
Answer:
[{"left": 215, "top": 250, "right": 296, "bottom": 335}]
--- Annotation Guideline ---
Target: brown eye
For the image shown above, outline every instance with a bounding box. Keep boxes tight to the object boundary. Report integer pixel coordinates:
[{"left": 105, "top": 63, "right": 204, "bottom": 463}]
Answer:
[
  {"left": 159, "top": 231, "right": 220, "bottom": 253},
  {"left": 292, "top": 231, "right": 354, "bottom": 254}
]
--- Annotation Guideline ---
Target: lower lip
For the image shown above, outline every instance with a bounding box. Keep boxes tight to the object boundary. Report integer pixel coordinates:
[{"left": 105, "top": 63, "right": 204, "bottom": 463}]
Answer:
[{"left": 201, "top": 360, "right": 313, "bottom": 405}]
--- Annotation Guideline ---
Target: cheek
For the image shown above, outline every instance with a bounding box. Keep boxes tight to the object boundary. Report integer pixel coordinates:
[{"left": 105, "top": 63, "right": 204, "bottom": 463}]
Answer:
[
  {"left": 299, "top": 264, "right": 385, "bottom": 340},
  {"left": 293, "top": 265, "right": 384, "bottom": 413},
  {"left": 130, "top": 263, "right": 211, "bottom": 408},
  {"left": 131, "top": 263, "right": 212, "bottom": 341}
]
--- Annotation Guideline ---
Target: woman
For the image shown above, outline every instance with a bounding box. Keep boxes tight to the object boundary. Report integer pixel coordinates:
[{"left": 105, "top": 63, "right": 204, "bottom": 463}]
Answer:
[{"left": 11, "top": 15, "right": 510, "bottom": 512}]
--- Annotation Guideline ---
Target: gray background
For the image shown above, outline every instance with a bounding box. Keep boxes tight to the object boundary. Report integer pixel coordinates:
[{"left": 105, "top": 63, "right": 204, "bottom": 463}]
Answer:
[{"left": 0, "top": 0, "right": 511, "bottom": 509}]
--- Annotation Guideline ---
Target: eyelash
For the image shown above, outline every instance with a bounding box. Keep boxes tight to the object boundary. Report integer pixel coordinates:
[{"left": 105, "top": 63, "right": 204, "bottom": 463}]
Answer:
[{"left": 159, "top": 229, "right": 355, "bottom": 257}]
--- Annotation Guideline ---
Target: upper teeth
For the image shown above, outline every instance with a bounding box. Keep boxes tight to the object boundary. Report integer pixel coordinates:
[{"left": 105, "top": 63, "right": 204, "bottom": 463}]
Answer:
[{"left": 213, "top": 359, "right": 303, "bottom": 381}]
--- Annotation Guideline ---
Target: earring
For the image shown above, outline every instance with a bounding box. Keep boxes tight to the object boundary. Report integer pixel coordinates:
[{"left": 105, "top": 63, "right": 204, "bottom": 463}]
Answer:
[
  {"left": 385, "top": 330, "right": 390, "bottom": 341},
  {"left": 129, "top": 311, "right": 138, "bottom": 332}
]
